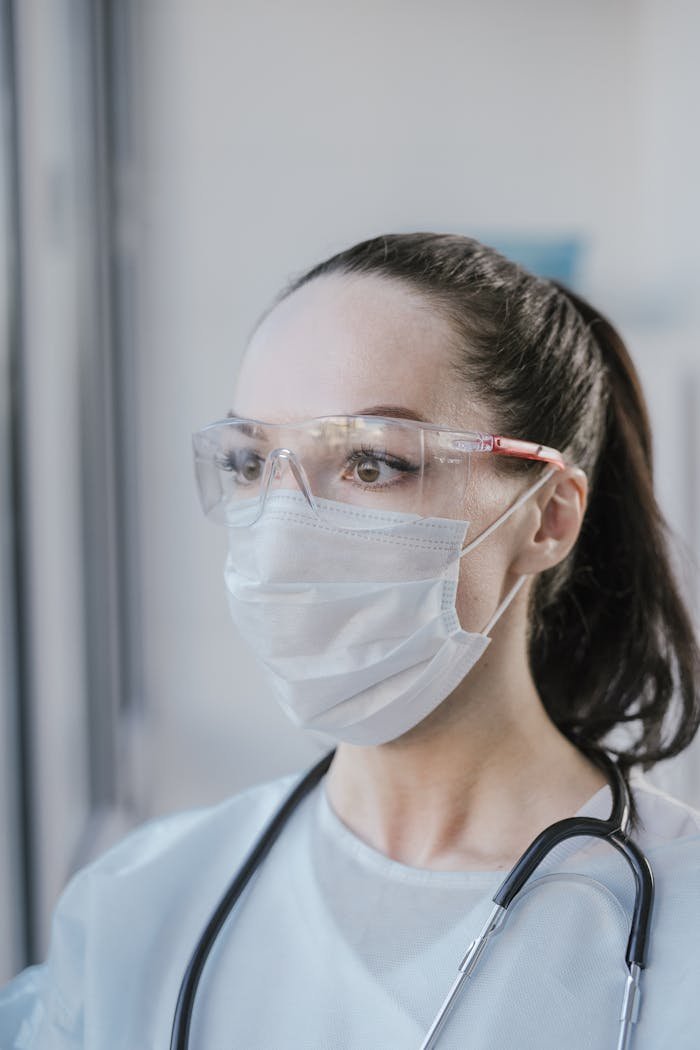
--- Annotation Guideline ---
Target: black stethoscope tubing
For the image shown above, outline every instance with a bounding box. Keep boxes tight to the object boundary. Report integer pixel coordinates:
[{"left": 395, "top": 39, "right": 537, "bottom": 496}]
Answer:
[
  {"left": 170, "top": 748, "right": 653, "bottom": 1050},
  {"left": 170, "top": 750, "right": 335, "bottom": 1050}
]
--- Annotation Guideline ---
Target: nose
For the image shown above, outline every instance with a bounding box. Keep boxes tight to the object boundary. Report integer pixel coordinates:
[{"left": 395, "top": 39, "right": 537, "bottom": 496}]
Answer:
[{"left": 262, "top": 447, "right": 316, "bottom": 511}]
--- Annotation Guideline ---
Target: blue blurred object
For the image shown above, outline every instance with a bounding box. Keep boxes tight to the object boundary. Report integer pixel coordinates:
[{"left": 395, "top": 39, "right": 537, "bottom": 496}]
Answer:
[{"left": 479, "top": 236, "right": 584, "bottom": 285}]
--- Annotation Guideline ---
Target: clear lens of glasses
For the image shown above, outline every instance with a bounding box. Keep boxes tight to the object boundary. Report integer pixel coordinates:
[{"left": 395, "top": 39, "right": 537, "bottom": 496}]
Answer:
[{"left": 192, "top": 416, "right": 488, "bottom": 530}]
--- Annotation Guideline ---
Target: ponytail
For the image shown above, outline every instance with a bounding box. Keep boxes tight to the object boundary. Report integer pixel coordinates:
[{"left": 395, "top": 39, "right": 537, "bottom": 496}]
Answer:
[{"left": 532, "top": 287, "right": 700, "bottom": 770}]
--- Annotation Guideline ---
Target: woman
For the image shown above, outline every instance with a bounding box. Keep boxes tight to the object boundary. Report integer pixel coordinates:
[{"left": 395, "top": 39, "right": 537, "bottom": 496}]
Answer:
[{"left": 2, "top": 232, "right": 700, "bottom": 1048}]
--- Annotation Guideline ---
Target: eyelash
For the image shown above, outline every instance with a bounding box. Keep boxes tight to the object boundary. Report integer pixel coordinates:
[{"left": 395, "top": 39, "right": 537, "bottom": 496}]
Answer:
[
  {"left": 215, "top": 449, "right": 265, "bottom": 478},
  {"left": 343, "top": 445, "right": 420, "bottom": 485}
]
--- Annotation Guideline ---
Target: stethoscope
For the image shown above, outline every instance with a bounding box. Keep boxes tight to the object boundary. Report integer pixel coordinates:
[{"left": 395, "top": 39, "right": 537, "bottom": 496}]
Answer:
[{"left": 170, "top": 748, "right": 654, "bottom": 1050}]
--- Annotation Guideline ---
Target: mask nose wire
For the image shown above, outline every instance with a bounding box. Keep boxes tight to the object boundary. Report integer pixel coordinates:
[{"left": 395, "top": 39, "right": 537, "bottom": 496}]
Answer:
[
  {"left": 258, "top": 447, "right": 317, "bottom": 515},
  {"left": 456, "top": 467, "right": 556, "bottom": 636}
]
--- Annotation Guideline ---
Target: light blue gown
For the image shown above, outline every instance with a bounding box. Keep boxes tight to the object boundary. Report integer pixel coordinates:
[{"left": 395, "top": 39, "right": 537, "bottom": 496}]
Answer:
[{"left": 1, "top": 772, "right": 699, "bottom": 1049}]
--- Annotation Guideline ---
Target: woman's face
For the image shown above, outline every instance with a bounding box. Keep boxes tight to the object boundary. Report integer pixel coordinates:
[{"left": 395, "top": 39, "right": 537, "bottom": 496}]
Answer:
[{"left": 233, "top": 273, "right": 532, "bottom": 634}]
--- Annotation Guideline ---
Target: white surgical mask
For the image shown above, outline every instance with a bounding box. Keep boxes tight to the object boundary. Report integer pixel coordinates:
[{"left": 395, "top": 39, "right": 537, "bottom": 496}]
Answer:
[{"left": 224, "top": 471, "right": 553, "bottom": 746}]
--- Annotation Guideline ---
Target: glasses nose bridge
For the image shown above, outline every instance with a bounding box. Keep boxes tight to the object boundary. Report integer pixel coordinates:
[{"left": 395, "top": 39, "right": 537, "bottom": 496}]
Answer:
[{"left": 263, "top": 446, "right": 316, "bottom": 509}]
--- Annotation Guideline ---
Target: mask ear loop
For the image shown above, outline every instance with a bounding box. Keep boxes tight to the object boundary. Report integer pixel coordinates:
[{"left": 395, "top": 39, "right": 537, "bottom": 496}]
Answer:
[
  {"left": 457, "top": 467, "right": 557, "bottom": 636},
  {"left": 481, "top": 575, "right": 528, "bottom": 635}
]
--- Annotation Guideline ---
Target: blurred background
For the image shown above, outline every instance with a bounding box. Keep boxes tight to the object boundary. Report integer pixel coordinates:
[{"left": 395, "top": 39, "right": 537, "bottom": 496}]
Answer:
[{"left": 2, "top": 0, "right": 700, "bottom": 981}]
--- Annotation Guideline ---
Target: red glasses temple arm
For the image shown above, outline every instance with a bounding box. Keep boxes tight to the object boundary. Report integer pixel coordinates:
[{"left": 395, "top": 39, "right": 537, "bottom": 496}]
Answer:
[{"left": 492, "top": 436, "right": 566, "bottom": 470}]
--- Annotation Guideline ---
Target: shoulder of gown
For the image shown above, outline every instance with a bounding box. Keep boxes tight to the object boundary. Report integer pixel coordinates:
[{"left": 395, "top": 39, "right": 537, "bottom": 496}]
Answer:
[{"left": 0, "top": 769, "right": 300, "bottom": 1049}]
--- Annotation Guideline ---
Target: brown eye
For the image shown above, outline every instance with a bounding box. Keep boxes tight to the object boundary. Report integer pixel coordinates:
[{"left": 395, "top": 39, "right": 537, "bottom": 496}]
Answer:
[
  {"left": 342, "top": 448, "right": 420, "bottom": 489},
  {"left": 356, "top": 458, "right": 381, "bottom": 484},
  {"left": 240, "top": 453, "right": 262, "bottom": 481},
  {"left": 217, "top": 448, "right": 265, "bottom": 484}
]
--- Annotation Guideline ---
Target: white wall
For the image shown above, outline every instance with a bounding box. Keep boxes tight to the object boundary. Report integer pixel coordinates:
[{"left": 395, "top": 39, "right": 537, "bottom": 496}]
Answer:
[{"left": 126, "top": 0, "right": 700, "bottom": 815}]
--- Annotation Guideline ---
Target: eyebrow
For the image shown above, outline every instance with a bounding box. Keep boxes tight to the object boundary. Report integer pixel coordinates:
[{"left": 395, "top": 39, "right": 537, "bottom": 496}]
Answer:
[
  {"left": 225, "top": 411, "right": 265, "bottom": 438},
  {"left": 227, "top": 405, "right": 429, "bottom": 424},
  {"left": 355, "top": 404, "right": 429, "bottom": 422}
]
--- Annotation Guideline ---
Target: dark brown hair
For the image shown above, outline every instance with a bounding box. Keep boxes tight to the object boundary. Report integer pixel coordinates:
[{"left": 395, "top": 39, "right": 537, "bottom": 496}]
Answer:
[{"left": 275, "top": 232, "right": 700, "bottom": 771}]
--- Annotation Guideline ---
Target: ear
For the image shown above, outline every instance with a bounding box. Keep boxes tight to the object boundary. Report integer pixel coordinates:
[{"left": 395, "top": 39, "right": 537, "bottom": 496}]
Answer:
[{"left": 510, "top": 467, "right": 588, "bottom": 575}]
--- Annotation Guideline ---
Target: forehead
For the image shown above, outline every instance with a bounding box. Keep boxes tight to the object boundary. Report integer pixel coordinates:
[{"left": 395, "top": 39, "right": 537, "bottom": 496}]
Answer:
[{"left": 234, "top": 273, "right": 479, "bottom": 427}]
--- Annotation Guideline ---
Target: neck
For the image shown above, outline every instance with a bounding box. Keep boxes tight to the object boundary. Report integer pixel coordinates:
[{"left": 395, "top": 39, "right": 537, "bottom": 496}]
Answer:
[{"left": 324, "top": 658, "right": 607, "bottom": 872}]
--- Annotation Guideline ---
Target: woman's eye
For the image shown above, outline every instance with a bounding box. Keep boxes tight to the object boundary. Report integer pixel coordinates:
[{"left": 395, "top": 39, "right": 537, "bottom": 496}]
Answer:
[
  {"left": 355, "top": 457, "right": 382, "bottom": 484},
  {"left": 343, "top": 450, "right": 418, "bottom": 487},
  {"left": 217, "top": 449, "right": 265, "bottom": 483},
  {"left": 240, "top": 454, "right": 263, "bottom": 481}
]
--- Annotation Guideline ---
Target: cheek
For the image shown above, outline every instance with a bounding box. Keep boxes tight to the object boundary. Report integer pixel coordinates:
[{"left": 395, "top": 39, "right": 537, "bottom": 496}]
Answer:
[
  {"left": 453, "top": 518, "right": 520, "bottom": 633},
  {"left": 452, "top": 464, "right": 529, "bottom": 632},
  {"left": 454, "top": 550, "right": 506, "bottom": 633}
]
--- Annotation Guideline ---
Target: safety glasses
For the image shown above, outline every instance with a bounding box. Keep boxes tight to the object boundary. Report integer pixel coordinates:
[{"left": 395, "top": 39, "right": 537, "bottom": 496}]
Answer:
[{"left": 192, "top": 415, "right": 566, "bottom": 530}]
